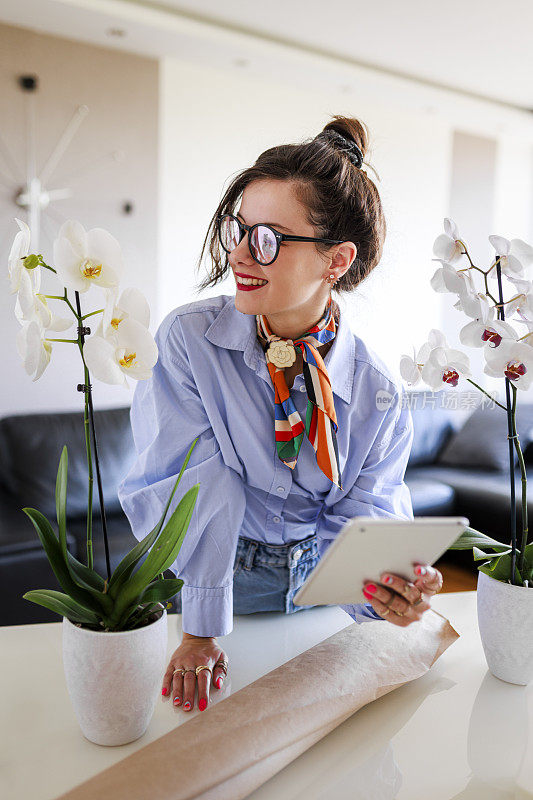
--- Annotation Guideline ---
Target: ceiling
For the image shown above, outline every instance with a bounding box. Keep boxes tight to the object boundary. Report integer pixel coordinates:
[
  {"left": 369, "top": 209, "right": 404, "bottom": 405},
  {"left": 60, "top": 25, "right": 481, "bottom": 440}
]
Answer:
[{"left": 1, "top": 0, "right": 531, "bottom": 112}]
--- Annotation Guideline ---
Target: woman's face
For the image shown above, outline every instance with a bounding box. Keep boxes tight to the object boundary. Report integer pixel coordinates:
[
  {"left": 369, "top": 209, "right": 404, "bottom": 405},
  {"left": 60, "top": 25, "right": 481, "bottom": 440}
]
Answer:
[{"left": 228, "top": 179, "right": 356, "bottom": 338}]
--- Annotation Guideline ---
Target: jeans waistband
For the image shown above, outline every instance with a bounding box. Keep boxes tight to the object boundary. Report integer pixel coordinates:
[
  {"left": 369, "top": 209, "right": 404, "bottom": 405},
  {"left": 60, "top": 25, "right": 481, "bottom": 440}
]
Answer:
[{"left": 235, "top": 532, "right": 319, "bottom": 569}]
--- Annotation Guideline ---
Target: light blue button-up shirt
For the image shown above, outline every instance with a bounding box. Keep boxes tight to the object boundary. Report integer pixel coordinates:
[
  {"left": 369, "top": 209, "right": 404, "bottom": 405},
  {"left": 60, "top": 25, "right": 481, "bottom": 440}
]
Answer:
[{"left": 117, "top": 294, "right": 414, "bottom": 636}]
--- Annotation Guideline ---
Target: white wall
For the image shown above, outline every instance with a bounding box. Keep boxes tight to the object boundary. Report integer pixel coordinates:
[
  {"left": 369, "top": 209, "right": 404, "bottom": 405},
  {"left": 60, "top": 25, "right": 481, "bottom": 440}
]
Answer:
[{"left": 159, "top": 55, "right": 533, "bottom": 394}]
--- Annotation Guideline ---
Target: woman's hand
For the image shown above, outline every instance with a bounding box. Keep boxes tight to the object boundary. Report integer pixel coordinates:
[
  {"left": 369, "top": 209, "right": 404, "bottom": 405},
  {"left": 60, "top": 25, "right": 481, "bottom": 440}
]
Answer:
[
  {"left": 362, "top": 562, "right": 444, "bottom": 626},
  {"left": 161, "top": 634, "right": 228, "bottom": 711}
]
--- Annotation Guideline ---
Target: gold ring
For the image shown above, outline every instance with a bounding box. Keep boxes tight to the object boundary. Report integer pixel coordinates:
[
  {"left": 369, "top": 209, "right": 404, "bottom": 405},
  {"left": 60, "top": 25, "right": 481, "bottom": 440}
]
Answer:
[
  {"left": 195, "top": 665, "right": 213, "bottom": 677},
  {"left": 172, "top": 668, "right": 186, "bottom": 678}
]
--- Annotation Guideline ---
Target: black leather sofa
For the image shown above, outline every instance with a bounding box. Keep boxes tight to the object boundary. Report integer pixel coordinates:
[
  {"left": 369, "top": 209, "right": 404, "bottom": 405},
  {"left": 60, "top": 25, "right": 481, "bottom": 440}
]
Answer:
[{"left": 1, "top": 391, "right": 532, "bottom": 626}]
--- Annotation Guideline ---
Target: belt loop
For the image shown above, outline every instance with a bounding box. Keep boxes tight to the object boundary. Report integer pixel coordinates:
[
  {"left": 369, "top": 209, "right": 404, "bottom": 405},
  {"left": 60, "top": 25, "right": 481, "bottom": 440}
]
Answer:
[{"left": 243, "top": 540, "right": 258, "bottom": 570}]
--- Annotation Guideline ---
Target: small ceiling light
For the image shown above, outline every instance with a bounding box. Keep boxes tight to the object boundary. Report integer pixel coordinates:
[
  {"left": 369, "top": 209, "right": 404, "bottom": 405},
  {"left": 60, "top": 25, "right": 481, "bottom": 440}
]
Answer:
[{"left": 106, "top": 28, "right": 127, "bottom": 37}]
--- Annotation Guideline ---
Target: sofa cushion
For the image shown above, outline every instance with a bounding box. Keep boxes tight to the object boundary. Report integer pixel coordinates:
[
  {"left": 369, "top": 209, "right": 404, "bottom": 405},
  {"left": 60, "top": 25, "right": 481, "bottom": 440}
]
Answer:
[
  {"left": 437, "top": 403, "right": 533, "bottom": 472},
  {"left": 404, "top": 475, "right": 456, "bottom": 516},
  {"left": 0, "top": 406, "right": 135, "bottom": 520},
  {"left": 407, "top": 463, "right": 533, "bottom": 545},
  {"left": 405, "top": 390, "right": 469, "bottom": 467}
]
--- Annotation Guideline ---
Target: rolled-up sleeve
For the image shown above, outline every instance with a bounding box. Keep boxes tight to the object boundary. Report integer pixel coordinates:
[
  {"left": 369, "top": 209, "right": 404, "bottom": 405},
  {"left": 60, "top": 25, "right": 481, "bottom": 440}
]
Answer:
[
  {"left": 315, "top": 393, "right": 414, "bottom": 624},
  {"left": 117, "top": 313, "right": 246, "bottom": 637}
]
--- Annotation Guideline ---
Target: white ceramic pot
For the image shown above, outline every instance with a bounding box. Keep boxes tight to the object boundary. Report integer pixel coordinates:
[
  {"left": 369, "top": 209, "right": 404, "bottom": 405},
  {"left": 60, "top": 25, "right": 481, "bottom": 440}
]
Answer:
[
  {"left": 62, "top": 608, "right": 168, "bottom": 746},
  {"left": 477, "top": 569, "right": 533, "bottom": 685}
]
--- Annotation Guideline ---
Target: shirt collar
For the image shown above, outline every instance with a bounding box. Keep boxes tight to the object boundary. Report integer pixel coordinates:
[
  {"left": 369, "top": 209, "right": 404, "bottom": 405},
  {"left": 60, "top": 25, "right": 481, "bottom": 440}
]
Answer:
[{"left": 205, "top": 295, "right": 355, "bottom": 404}]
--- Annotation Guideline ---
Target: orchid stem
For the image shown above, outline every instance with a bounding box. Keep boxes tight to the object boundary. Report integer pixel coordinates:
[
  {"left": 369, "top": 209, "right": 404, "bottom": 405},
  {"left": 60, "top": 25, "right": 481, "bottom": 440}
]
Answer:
[
  {"left": 494, "top": 256, "right": 518, "bottom": 585},
  {"left": 75, "top": 291, "right": 112, "bottom": 581},
  {"left": 465, "top": 378, "right": 506, "bottom": 411}
]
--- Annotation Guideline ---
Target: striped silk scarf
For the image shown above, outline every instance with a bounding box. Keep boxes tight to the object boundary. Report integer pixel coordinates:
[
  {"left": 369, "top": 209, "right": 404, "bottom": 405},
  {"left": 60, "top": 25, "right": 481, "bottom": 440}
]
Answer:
[{"left": 256, "top": 296, "right": 343, "bottom": 489}]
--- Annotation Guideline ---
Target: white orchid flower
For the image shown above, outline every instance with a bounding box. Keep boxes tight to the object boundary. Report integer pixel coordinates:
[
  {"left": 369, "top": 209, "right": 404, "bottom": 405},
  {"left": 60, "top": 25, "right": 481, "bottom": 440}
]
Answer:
[
  {"left": 459, "top": 302, "right": 517, "bottom": 349},
  {"left": 93, "top": 286, "right": 150, "bottom": 343},
  {"left": 431, "top": 259, "right": 491, "bottom": 320},
  {"left": 483, "top": 339, "right": 533, "bottom": 390},
  {"left": 513, "top": 315, "right": 533, "bottom": 347},
  {"left": 53, "top": 220, "right": 125, "bottom": 293},
  {"left": 420, "top": 345, "right": 471, "bottom": 390},
  {"left": 426, "top": 328, "right": 449, "bottom": 349},
  {"left": 16, "top": 320, "right": 52, "bottom": 381},
  {"left": 400, "top": 345, "right": 423, "bottom": 386},
  {"left": 14, "top": 291, "right": 73, "bottom": 333},
  {"left": 430, "top": 260, "right": 472, "bottom": 294},
  {"left": 504, "top": 276, "right": 533, "bottom": 321},
  {"left": 8, "top": 218, "right": 41, "bottom": 296},
  {"left": 453, "top": 292, "right": 488, "bottom": 319},
  {"left": 488, "top": 235, "right": 533, "bottom": 280},
  {"left": 430, "top": 260, "right": 454, "bottom": 293},
  {"left": 83, "top": 317, "right": 158, "bottom": 388},
  {"left": 399, "top": 330, "right": 448, "bottom": 386},
  {"left": 432, "top": 218, "right": 464, "bottom": 265}
]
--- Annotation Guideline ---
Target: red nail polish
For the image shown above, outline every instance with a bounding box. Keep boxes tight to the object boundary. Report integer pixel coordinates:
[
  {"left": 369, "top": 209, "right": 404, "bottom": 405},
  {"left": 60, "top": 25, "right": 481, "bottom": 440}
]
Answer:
[
  {"left": 365, "top": 584, "right": 376, "bottom": 594},
  {"left": 216, "top": 676, "right": 223, "bottom": 689},
  {"left": 199, "top": 698, "right": 207, "bottom": 711},
  {"left": 162, "top": 687, "right": 167, "bottom": 696}
]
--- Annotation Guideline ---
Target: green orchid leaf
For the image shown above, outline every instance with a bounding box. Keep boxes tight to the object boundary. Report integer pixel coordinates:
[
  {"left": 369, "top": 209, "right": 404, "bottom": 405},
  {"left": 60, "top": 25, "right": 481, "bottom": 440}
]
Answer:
[
  {"left": 473, "top": 546, "right": 512, "bottom": 562},
  {"left": 109, "top": 484, "right": 198, "bottom": 625},
  {"left": 108, "top": 437, "right": 199, "bottom": 598},
  {"left": 139, "top": 578, "right": 183, "bottom": 605},
  {"left": 130, "top": 485, "right": 198, "bottom": 586},
  {"left": 118, "top": 602, "right": 164, "bottom": 631},
  {"left": 50, "top": 446, "right": 111, "bottom": 611},
  {"left": 64, "top": 549, "right": 110, "bottom": 613},
  {"left": 449, "top": 526, "right": 517, "bottom": 553},
  {"left": 22, "top": 589, "right": 101, "bottom": 625},
  {"left": 478, "top": 551, "right": 525, "bottom": 585},
  {"left": 65, "top": 550, "right": 106, "bottom": 591},
  {"left": 519, "top": 544, "right": 533, "bottom": 584},
  {"left": 55, "top": 446, "right": 68, "bottom": 559},
  {"left": 22, "top": 507, "right": 108, "bottom": 615},
  {"left": 116, "top": 579, "right": 181, "bottom": 629}
]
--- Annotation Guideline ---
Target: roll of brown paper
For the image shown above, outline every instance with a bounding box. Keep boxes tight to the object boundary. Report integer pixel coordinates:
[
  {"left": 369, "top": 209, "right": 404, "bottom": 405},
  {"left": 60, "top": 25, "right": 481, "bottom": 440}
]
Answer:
[{"left": 57, "top": 609, "right": 459, "bottom": 800}]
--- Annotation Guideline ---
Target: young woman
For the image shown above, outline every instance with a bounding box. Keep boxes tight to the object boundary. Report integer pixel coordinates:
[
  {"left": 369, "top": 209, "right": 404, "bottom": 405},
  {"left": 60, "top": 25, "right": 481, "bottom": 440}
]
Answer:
[{"left": 118, "top": 115, "right": 443, "bottom": 714}]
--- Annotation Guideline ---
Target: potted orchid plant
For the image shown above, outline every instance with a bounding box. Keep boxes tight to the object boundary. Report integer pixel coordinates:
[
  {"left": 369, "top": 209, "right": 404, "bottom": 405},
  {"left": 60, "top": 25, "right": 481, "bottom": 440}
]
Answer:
[
  {"left": 7, "top": 217, "right": 199, "bottom": 745},
  {"left": 400, "top": 218, "right": 533, "bottom": 685}
]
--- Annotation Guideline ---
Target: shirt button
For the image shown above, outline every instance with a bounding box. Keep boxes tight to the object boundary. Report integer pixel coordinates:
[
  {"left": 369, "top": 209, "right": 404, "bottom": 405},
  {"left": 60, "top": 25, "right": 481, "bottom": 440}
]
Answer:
[
  {"left": 276, "top": 486, "right": 285, "bottom": 493},
  {"left": 272, "top": 516, "right": 281, "bottom": 523},
  {"left": 293, "top": 549, "right": 303, "bottom": 561},
  {"left": 299, "top": 385, "right": 306, "bottom": 392}
]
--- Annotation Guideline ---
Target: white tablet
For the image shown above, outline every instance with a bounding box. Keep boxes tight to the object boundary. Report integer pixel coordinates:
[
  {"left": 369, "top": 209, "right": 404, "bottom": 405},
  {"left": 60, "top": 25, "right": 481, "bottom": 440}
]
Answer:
[{"left": 292, "top": 516, "right": 469, "bottom": 607}]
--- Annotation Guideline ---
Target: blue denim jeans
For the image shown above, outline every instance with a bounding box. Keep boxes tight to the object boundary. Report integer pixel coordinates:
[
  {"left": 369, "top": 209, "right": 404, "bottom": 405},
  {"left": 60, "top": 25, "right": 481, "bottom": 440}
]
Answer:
[{"left": 174, "top": 532, "right": 377, "bottom": 620}]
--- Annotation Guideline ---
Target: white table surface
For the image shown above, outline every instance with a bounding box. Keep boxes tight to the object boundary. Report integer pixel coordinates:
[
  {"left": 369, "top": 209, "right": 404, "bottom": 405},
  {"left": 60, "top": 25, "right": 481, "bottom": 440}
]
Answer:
[{"left": 2, "top": 591, "right": 533, "bottom": 800}]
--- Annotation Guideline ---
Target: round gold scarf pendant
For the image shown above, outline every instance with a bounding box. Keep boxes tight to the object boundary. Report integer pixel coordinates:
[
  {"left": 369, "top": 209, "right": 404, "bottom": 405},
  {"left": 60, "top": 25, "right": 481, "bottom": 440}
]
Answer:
[{"left": 266, "top": 340, "right": 297, "bottom": 369}]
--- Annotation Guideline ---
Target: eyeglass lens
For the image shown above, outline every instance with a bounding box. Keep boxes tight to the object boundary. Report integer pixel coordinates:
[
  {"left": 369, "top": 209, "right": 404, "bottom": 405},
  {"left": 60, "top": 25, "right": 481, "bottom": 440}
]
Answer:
[{"left": 219, "top": 215, "right": 278, "bottom": 265}]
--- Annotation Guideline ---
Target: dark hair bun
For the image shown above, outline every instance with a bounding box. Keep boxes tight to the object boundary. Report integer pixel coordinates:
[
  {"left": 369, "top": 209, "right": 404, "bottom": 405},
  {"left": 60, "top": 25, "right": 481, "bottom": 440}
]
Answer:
[
  {"left": 321, "top": 115, "right": 369, "bottom": 165},
  {"left": 319, "top": 129, "right": 364, "bottom": 168}
]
